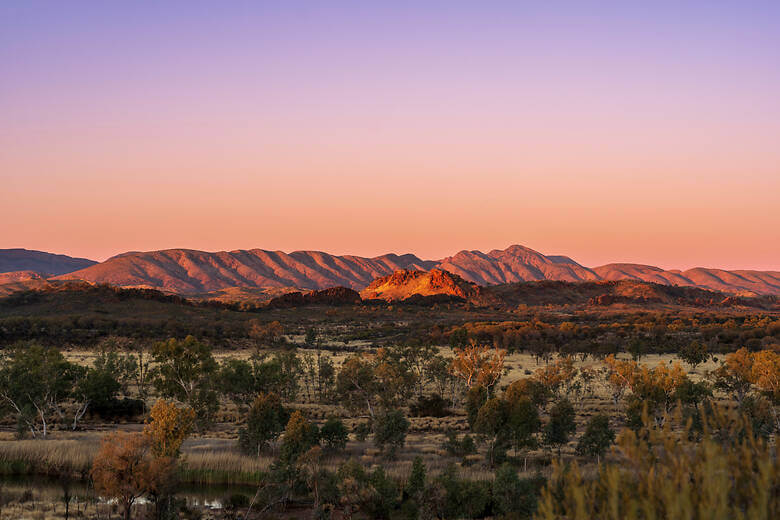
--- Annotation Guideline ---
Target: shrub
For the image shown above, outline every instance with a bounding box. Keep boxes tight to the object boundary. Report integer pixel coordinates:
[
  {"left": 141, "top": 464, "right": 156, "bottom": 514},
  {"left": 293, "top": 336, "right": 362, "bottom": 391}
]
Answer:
[
  {"left": 353, "top": 421, "right": 372, "bottom": 442},
  {"left": 438, "top": 464, "right": 491, "bottom": 520},
  {"left": 373, "top": 410, "right": 409, "bottom": 459},
  {"left": 238, "top": 393, "right": 289, "bottom": 456},
  {"left": 543, "top": 399, "right": 576, "bottom": 455},
  {"left": 279, "top": 411, "right": 319, "bottom": 464},
  {"left": 410, "top": 394, "right": 451, "bottom": 417},
  {"left": 576, "top": 414, "right": 614, "bottom": 462},
  {"left": 537, "top": 406, "right": 780, "bottom": 519},
  {"left": 492, "top": 464, "right": 544, "bottom": 518},
  {"left": 443, "top": 431, "right": 478, "bottom": 458},
  {"left": 320, "top": 417, "right": 349, "bottom": 452}
]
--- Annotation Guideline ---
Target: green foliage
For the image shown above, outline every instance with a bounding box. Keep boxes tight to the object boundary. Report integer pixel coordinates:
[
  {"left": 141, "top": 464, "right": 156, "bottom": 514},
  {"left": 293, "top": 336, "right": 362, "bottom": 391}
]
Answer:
[
  {"left": 238, "top": 392, "right": 290, "bottom": 456},
  {"left": 543, "top": 399, "right": 576, "bottom": 454},
  {"left": 506, "top": 396, "right": 541, "bottom": 455},
  {"left": 319, "top": 417, "right": 349, "bottom": 452},
  {"left": 406, "top": 456, "right": 426, "bottom": 499},
  {"left": 219, "top": 350, "right": 302, "bottom": 407},
  {"left": 475, "top": 396, "right": 510, "bottom": 466},
  {"left": 493, "top": 464, "right": 544, "bottom": 518},
  {"left": 353, "top": 421, "right": 371, "bottom": 442},
  {"left": 443, "top": 431, "right": 478, "bottom": 458},
  {"left": 0, "top": 343, "right": 81, "bottom": 437},
  {"left": 151, "top": 336, "right": 219, "bottom": 430},
  {"left": 437, "top": 464, "right": 491, "bottom": 520},
  {"left": 466, "top": 385, "right": 488, "bottom": 428},
  {"left": 373, "top": 410, "right": 409, "bottom": 459},
  {"left": 366, "top": 466, "right": 400, "bottom": 520},
  {"left": 575, "top": 414, "right": 614, "bottom": 461},
  {"left": 679, "top": 340, "right": 709, "bottom": 369}
]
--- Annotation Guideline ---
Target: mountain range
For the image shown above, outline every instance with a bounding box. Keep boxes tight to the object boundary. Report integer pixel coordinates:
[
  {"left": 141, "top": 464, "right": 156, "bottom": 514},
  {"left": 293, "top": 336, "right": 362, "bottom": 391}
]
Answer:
[
  {"left": 0, "top": 249, "right": 96, "bottom": 276},
  {"left": 1, "top": 245, "right": 778, "bottom": 297}
]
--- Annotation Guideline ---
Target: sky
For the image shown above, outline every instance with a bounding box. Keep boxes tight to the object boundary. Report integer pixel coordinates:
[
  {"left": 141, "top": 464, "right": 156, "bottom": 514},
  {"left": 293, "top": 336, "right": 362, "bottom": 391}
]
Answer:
[{"left": 1, "top": 1, "right": 779, "bottom": 270}]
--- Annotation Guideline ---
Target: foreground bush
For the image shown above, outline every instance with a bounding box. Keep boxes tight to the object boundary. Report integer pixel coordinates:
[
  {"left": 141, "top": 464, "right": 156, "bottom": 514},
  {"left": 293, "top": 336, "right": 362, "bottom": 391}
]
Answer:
[{"left": 536, "top": 406, "right": 779, "bottom": 519}]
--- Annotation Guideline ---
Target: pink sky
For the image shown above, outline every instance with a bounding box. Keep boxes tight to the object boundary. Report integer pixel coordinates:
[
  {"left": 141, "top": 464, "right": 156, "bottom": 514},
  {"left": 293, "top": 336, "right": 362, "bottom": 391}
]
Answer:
[{"left": 2, "top": 3, "right": 779, "bottom": 270}]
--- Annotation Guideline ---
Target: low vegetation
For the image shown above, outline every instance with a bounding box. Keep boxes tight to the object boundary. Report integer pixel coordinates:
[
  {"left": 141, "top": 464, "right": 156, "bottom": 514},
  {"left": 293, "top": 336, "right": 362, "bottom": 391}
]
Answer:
[{"left": 0, "top": 287, "right": 777, "bottom": 518}]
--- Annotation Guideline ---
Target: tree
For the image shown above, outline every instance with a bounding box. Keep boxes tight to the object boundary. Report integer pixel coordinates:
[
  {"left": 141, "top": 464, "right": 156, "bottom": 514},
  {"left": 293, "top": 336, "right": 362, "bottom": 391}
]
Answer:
[
  {"left": 679, "top": 340, "right": 709, "bottom": 371},
  {"left": 373, "top": 409, "right": 409, "bottom": 459},
  {"left": 602, "top": 355, "right": 635, "bottom": 409},
  {"left": 750, "top": 350, "right": 780, "bottom": 403},
  {"left": 238, "top": 392, "right": 290, "bottom": 456},
  {"left": 219, "top": 351, "right": 302, "bottom": 407},
  {"left": 280, "top": 411, "right": 319, "bottom": 464},
  {"left": 336, "top": 353, "right": 381, "bottom": 418},
  {"left": 0, "top": 344, "right": 80, "bottom": 438},
  {"left": 143, "top": 399, "right": 195, "bottom": 458},
  {"left": 505, "top": 396, "right": 541, "bottom": 471},
  {"left": 320, "top": 416, "right": 348, "bottom": 452},
  {"left": 91, "top": 432, "right": 155, "bottom": 520},
  {"left": 505, "top": 378, "right": 550, "bottom": 409},
  {"left": 217, "top": 357, "right": 257, "bottom": 406},
  {"left": 492, "top": 464, "right": 539, "bottom": 517},
  {"left": 474, "top": 397, "right": 510, "bottom": 466},
  {"left": 544, "top": 398, "right": 576, "bottom": 455},
  {"left": 465, "top": 385, "right": 489, "bottom": 428},
  {"left": 400, "top": 344, "right": 439, "bottom": 397},
  {"left": 372, "top": 347, "right": 417, "bottom": 408},
  {"left": 71, "top": 363, "right": 122, "bottom": 430},
  {"left": 711, "top": 348, "right": 755, "bottom": 404},
  {"left": 151, "top": 336, "right": 219, "bottom": 430},
  {"left": 450, "top": 342, "right": 506, "bottom": 393},
  {"left": 576, "top": 414, "right": 614, "bottom": 463},
  {"left": 406, "top": 455, "right": 426, "bottom": 499},
  {"left": 249, "top": 320, "right": 285, "bottom": 346},
  {"left": 533, "top": 356, "right": 578, "bottom": 399}
]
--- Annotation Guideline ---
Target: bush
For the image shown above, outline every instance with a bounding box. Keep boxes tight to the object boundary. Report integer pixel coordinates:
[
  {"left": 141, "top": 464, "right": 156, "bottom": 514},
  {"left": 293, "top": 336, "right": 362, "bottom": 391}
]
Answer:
[
  {"left": 576, "top": 414, "right": 614, "bottom": 462},
  {"left": 373, "top": 410, "right": 409, "bottom": 459},
  {"left": 443, "top": 431, "right": 478, "bottom": 458},
  {"left": 438, "top": 464, "right": 491, "bottom": 519},
  {"left": 320, "top": 417, "right": 349, "bottom": 452},
  {"left": 410, "top": 394, "right": 451, "bottom": 417},
  {"left": 353, "top": 421, "right": 372, "bottom": 442},
  {"left": 238, "top": 393, "right": 289, "bottom": 456},
  {"left": 492, "top": 464, "right": 545, "bottom": 518},
  {"left": 90, "top": 398, "right": 145, "bottom": 420},
  {"left": 543, "top": 399, "right": 576, "bottom": 454}
]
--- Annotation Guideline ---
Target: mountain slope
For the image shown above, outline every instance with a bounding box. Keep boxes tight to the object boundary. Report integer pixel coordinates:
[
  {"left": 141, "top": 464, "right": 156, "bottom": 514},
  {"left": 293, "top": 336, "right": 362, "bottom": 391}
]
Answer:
[
  {"left": 51, "top": 245, "right": 780, "bottom": 296},
  {"left": 593, "top": 264, "right": 780, "bottom": 297},
  {"left": 360, "top": 269, "right": 495, "bottom": 304},
  {"left": 0, "top": 249, "right": 96, "bottom": 275},
  {"left": 57, "top": 249, "right": 434, "bottom": 292}
]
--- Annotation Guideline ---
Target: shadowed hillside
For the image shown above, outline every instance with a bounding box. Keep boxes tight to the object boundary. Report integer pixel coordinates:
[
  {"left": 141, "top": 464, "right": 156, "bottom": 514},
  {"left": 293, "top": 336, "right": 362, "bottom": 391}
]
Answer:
[{"left": 0, "top": 249, "right": 96, "bottom": 275}]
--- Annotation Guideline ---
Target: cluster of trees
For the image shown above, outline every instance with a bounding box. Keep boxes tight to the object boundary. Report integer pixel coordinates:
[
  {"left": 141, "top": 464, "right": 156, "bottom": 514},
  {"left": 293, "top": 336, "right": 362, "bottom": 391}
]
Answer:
[
  {"left": 244, "top": 440, "right": 545, "bottom": 519},
  {"left": 91, "top": 399, "right": 194, "bottom": 520},
  {"left": 445, "top": 313, "right": 780, "bottom": 359}
]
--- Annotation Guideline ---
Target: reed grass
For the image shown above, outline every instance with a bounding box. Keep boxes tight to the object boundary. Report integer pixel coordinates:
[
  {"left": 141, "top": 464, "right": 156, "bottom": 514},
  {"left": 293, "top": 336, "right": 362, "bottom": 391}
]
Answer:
[{"left": 0, "top": 436, "right": 271, "bottom": 485}]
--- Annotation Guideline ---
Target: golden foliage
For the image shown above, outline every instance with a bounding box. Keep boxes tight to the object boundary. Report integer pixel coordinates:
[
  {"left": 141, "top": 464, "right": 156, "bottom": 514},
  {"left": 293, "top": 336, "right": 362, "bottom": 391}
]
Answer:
[
  {"left": 533, "top": 356, "right": 577, "bottom": 396},
  {"left": 143, "top": 399, "right": 195, "bottom": 459},
  {"left": 91, "top": 432, "right": 168, "bottom": 520},
  {"left": 712, "top": 348, "right": 780, "bottom": 403},
  {"left": 450, "top": 342, "right": 506, "bottom": 390},
  {"left": 535, "top": 406, "right": 779, "bottom": 520}
]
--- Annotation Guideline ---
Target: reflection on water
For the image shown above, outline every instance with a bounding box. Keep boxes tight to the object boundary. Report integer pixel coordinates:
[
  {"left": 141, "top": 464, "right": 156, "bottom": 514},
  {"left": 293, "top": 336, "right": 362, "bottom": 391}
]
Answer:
[{"left": 0, "top": 474, "right": 256, "bottom": 509}]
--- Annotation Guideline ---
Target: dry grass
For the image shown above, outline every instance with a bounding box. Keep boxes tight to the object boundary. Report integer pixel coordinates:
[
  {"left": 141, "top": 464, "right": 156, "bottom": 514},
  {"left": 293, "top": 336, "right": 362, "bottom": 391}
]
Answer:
[{"left": 0, "top": 439, "right": 93, "bottom": 475}]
